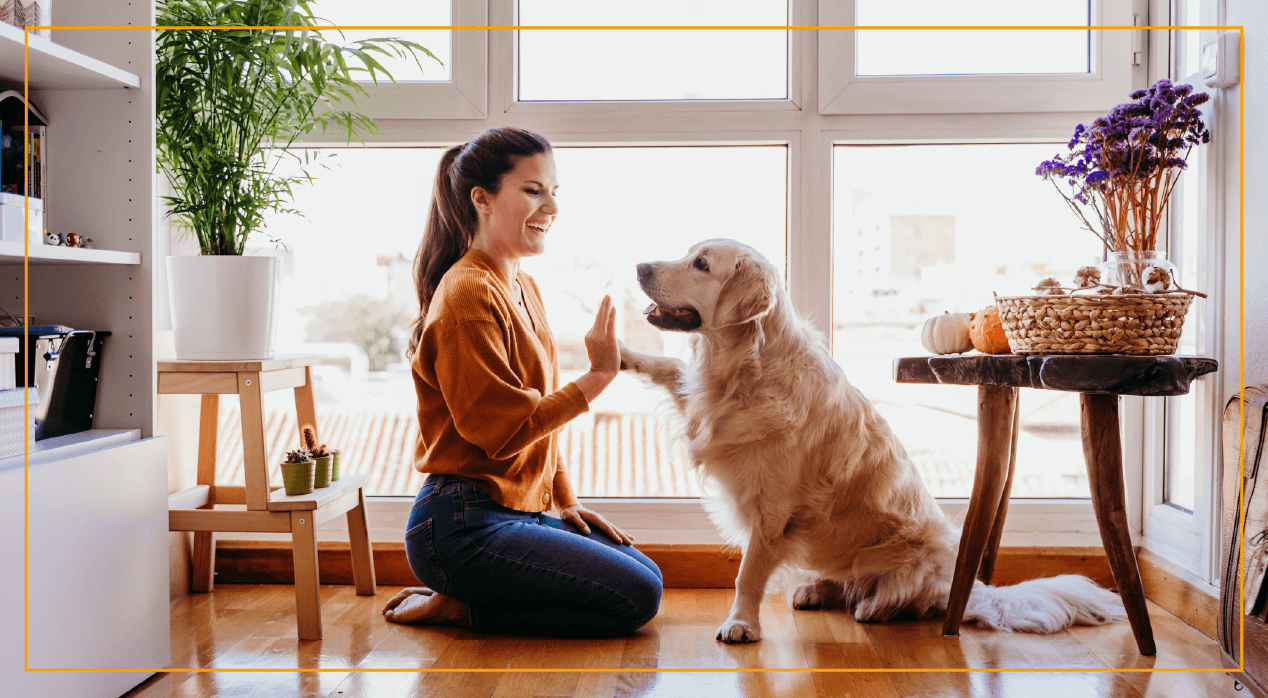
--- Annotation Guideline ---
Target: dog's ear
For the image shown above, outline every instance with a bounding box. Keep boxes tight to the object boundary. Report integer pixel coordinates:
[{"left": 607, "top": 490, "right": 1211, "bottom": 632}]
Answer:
[{"left": 715, "top": 254, "right": 779, "bottom": 327}]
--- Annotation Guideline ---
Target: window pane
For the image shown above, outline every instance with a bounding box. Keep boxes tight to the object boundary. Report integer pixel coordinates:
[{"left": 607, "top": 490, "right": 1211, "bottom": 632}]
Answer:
[
  {"left": 1164, "top": 166, "right": 1202, "bottom": 512},
  {"left": 216, "top": 146, "right": 786, "bottom": 497},
  {"left": 525, "top": 147, "right": 787, "bottom": 496},
  {"left": 855, "top": 0, "right": 1091, "bottom": 77},
  {"left": 315, "top": 0, "right": 451, "bottom": 82},
  {"left": 518, "top": 0, "right": 787, "bottom": 101},
  {"left": 833, "top": 144, "right": 1099, "bottom": 498}
]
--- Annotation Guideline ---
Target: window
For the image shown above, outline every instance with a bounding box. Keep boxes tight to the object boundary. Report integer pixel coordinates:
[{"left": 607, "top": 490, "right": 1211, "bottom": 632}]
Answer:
[
  {"left": 832, "top": 143, "right": 1097, "bottom": 498},
  {"left": 310, "top": 0, "right": 487, "bottom": 118},
  {"left": 318, "top": 0, "right": 452, "bottom": 82},
  {"left": 215, "top": 146, "right": 786, "bottom": 498},
  {"left": 818, "top": 0, "right": 1139, "bottom": 114},
  {"left": 517, "top": 0, "right": 788, "bottom": 101},
  {"left": 200, "top": 0, "right": 1172, "bottom": 549},
  {"left": 1140, "top": 0, "right": 1225, "bottom": 581},
  {"left": 854, "top": 0, "right": 1091, "bottom": 77}
]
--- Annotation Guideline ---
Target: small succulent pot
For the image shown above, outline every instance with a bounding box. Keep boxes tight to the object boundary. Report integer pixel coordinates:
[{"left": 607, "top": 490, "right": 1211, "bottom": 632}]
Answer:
[
  {"left": 281, "top": 459, "right": 315, "bottom": 496},
  {"left": 329, "top": 449, "right": 341, "bottom": 481},
  {"left": 313, "top": 454, "right": 334, "bottom": 488}
]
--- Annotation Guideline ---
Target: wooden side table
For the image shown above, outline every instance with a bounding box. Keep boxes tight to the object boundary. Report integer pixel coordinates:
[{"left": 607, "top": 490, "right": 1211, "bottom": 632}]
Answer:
[
  {"left": 893, "top": 354, "right": 1218, "bottom": 656},
  {"left": 161, "top": 356, "right": 377, "bottom": 641}
]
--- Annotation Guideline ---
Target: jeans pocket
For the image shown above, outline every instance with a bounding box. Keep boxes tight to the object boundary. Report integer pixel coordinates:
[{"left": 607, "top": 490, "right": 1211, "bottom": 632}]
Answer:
[
  {"left": 459, "top": 486, "right": 525, "bottom": 532},
  {"left": 404, "top": 518, "right": 448, "bottom": 595}
]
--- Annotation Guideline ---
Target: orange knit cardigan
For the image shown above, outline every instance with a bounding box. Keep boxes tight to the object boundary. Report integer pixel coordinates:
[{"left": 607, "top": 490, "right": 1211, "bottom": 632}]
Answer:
[{"left": 411, "top": 248, "right": 589, "bottom": 512}]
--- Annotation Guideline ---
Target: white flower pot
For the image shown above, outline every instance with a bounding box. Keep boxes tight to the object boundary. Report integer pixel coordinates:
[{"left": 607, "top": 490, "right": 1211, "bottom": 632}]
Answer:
[{"left": 168, "top": 255, "right": 282, "bottom": 361}]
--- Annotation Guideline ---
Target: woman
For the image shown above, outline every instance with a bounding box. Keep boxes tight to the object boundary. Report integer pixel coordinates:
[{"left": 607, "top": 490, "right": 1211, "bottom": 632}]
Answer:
[{"left": 382, "top": 128, "right": 663, "bottom": 637}]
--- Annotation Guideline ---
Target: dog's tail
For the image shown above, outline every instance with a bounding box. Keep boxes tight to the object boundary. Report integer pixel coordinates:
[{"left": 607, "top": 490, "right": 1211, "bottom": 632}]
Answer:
[{"left": 961, "top": 575, "right": 1127, "bottom": 633}]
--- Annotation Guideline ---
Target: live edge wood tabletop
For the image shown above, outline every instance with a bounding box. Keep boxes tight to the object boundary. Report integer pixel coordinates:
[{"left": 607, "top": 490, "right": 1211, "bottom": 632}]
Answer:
[
  {"left": 159, "top": 356, "right": 377, "bottom": 641},
  {"left": 892, "top": 354, "right": 1218, "bottom": 656}
]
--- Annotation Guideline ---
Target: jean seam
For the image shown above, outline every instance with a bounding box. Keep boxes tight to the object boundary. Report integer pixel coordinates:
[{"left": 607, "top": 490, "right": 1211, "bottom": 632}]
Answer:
[
  {"left": 460, "top": 530, "right": 646, "bottom": 623},
  {"left": 406, "top": 518, "right": 448, "bottom": 594}
]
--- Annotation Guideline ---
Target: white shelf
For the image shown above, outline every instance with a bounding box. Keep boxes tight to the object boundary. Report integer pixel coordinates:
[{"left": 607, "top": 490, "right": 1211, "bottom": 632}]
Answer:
[
  {"left": 0, "top": 240, "right": 140, "bottom": 264},
  {"left": 0, "top": 428, "right": 141, "bottom": 473},
  {"left": 0, "top": 23, "right": 140, "bottom": 90}
]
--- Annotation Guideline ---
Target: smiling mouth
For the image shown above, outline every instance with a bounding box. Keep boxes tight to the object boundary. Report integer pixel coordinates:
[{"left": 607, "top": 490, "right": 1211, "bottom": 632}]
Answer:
[
  {"left": 526, "top": 222, "right": 550, "bottom": 234},
  {"left": 643, "top": 303, "right": 702, "bottom": 331}
]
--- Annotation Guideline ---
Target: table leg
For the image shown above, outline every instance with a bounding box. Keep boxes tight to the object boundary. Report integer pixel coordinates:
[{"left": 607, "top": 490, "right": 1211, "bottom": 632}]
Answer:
[
  {"left": 1080, "top": 393, "right": 1156, "bottom": 656},
  {"left": 291, "top": 510, "right": 323, "bottom": 641},
  {"left": 979, "top": 396, "right": 1021, "bottom": 585},
  {"left": 346, "top": 488, "right": 377, "bottom": 596},
  {"left": 944, "top": 385, "right": 1017, "bottom": 636},
  {"left": 191, "top": 393, "right": 219, "bottom": 593},
  {"left": 239, "top": 372, "right": 270, "bottom": 511}
]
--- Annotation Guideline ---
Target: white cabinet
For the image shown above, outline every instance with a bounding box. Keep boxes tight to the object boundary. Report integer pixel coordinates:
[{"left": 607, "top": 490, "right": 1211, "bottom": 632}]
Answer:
[
  {"left": 0, "top": 1, "right": 167, "bottom": 696},
  {"left": 0, "top": 433, "right": 170, "bottom": 697}
]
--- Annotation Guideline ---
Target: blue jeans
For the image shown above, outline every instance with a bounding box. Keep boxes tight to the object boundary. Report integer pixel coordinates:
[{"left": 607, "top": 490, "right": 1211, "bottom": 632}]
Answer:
[{"left": 404, "top": 474, "right": 663, "bottom": 637}]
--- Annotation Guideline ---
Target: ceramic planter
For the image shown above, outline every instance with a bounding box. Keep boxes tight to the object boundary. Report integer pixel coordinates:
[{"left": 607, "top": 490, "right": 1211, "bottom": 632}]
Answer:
[
  {"left": 313, "top": 454, "right": 333, "bottom": 488},
  {"left": 168, "top": 254, "right": 282, "bottom": 360},
  {"left": 281, "top": 459, "right": 315, "bottom": 496}
]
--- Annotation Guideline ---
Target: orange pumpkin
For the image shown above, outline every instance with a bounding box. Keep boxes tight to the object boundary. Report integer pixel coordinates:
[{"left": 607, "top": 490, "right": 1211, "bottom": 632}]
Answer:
[{"left": 969, "top": 305, "right": 1011, "bottom": 354}]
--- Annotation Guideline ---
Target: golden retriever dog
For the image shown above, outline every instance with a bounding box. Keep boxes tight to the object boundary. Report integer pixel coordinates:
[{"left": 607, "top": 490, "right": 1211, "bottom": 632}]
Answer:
[{"left": 619, "top": 239, "right": 1125, "bottom": 644}]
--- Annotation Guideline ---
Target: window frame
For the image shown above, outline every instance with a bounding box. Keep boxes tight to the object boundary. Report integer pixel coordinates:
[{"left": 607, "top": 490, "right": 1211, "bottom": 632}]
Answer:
[
  {"left": 1137, "top": 0, "right": 1227, "bottom": 584},
  {"left": 258, "top": 0, "right": 1191, "bottom": 551},
  {"left": 344, "top": 0, "right": 488, "bottom": 119},
  {"left": 817, "top": 0, "right": 1144, "bottom": 115}
]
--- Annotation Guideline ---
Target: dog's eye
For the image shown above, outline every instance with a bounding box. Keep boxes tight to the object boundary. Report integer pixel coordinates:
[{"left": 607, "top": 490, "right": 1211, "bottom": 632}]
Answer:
[{"left": 694, "top": 257, "right": 709, "bottom": 272}]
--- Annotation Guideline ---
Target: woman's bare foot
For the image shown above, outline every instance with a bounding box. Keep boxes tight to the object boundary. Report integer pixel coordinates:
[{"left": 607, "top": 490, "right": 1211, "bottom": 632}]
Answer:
[{"left": 382, "top": 587, "right": 470, "bottom": 626}]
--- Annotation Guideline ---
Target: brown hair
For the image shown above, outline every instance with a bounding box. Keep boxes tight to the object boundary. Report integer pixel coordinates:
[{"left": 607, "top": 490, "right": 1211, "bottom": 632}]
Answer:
[{"left": 408, "top": 127, "right": 553, "bottom": 357}]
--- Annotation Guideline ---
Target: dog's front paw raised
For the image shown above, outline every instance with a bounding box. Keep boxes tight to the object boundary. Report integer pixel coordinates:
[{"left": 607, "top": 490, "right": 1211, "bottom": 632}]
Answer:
[
  {"left": 617, "top": 339, "right": 638, "bottom": 372},
  {"left": 716, "top": 619, "right": 761, "bottom": 643}
]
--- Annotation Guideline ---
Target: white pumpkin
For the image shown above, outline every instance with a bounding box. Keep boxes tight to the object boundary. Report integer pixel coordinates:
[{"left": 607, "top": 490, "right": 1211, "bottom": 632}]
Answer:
[{"left": 921, "top": 312, "right": 974, "bottom": 355}]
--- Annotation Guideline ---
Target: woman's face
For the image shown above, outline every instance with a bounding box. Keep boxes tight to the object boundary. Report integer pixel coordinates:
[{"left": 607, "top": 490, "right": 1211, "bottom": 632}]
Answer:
[{"left": 471, "top": 152, "right": 559, "bottom": 261}]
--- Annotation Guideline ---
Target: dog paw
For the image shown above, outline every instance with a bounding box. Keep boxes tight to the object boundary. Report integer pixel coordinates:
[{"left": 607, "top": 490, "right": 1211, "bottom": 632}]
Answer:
[
  {"left": 716, "top": 619, "right": 762, "bottom": 643},
  {"left": 617, "top": 340, "right": 637, "bottom": 372},
  {"left": 792, "top": 583, "right": 825, "bottom": 610}
]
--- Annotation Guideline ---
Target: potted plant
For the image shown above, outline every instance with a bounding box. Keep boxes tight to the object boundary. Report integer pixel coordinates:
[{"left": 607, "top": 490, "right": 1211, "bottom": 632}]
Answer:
[
  {"left": 156, "top": 0, "right": 439, "bottom": 360},
  {"left": 994, "top": 80, "right": 1212, "bottom": 356},
  {"left": 281, "top": 447, "right": 315, "bottom": 496},
  {"left": 1035, "top": 79, "right": 1211, "bottom": 291},
  {"left": 301, "top": 424, "right": 333, "bottom": 487}
]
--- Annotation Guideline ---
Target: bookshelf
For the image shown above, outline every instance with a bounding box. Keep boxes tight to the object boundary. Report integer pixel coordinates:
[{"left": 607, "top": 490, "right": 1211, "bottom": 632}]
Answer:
[{"left": 0, "top": 2, "right": 170, "bottom": 696}]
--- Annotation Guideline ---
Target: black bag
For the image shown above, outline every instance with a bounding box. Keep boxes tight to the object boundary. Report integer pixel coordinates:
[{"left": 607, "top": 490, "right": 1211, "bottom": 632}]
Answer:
[{"left": 1220, "top": 385, "right": 1268, "bottom": 694}]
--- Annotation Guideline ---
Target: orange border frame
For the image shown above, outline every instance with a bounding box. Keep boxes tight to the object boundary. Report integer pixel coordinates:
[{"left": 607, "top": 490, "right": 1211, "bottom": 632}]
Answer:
[{"left": 19, "top": 20, "right": 1242, "bottom": 680}]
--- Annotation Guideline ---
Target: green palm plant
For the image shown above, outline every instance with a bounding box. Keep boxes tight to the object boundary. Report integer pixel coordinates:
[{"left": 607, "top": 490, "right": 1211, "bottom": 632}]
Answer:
[{"left": 156, "top": 0, "right": 439, "bottom": 255}]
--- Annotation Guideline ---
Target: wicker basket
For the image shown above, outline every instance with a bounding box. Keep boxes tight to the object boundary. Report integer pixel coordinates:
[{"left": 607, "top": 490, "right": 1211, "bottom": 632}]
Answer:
[{"left": 995, "top": 293, "right": 1193, "bottom": 355}]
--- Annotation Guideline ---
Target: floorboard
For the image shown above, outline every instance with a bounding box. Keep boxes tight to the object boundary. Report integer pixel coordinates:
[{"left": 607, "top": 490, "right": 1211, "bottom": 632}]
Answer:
[{"left": 123, "top": 585, "right": 1243, "bottom": 698}]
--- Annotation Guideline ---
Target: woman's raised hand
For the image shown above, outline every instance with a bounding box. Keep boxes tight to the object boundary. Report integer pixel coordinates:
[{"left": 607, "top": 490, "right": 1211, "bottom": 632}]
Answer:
[{"left": 584, "top": 295, "right": 619, "bottom": 378}]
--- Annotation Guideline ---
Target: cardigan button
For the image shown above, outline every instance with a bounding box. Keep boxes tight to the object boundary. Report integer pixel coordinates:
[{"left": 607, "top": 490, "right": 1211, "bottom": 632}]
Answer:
[{"left": 541, "top": 492, "right": 551, "bottom": 507}]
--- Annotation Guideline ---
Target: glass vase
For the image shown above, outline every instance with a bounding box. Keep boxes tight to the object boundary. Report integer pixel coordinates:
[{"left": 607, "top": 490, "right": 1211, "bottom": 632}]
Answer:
[{"left": 1099, "top": 250, "right": 1179, "bottom": 293}]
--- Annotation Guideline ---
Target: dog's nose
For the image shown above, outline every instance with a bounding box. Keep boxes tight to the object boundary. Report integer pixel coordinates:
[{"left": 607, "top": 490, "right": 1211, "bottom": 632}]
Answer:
[{"left": 636, "top": 263, "right": 654, "bottom": 286}]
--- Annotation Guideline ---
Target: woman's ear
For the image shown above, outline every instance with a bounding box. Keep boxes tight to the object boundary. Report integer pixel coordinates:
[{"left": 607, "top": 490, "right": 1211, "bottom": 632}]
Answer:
[
  {"left": 470, "top": 186, "right": 491, "bottom": 216},
  {"left": 716, "top": 255, "right": 778, "bottom": 327}
]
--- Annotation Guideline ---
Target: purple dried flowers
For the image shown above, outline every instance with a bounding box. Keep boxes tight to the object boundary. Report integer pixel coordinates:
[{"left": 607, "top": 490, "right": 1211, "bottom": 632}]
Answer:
[{"left": 1037, "top": 79, "right": 1211, "bottom": 252}]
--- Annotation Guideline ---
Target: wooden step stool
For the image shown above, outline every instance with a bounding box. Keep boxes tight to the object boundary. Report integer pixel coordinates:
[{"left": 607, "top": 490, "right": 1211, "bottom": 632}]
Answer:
[{"left": 162, "top": 356, "right": 376, "bottom": 640}]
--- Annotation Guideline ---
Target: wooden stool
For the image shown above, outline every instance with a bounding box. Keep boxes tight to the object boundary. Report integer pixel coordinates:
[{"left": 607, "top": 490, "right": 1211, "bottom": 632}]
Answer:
[
  {"left": 894, "top": 354, "right": 1218, "bottom": 656},
  {"left": 162, "top": 356, "right": 376, "bottom": 641}
]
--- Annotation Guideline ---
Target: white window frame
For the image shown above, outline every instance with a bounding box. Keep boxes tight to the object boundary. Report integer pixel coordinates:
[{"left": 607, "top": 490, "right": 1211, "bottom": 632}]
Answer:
[
  {"left": 817, "top": 0, "right": 1143, "bottom": 115},
  {"left": 348, "top": 0, "right": 488, "bottom": 119},
  {"left": 268, "top": 0, "right": 1187, "bottom": 552},
  {"left": 1138, "top": 0, "right": 1227, "bottom": 584}
]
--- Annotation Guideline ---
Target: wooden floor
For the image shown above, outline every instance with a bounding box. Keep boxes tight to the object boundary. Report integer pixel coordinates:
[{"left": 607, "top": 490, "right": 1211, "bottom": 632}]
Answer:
[{"left": 125, "top": 584, "right": 1242, "bottom": 698}]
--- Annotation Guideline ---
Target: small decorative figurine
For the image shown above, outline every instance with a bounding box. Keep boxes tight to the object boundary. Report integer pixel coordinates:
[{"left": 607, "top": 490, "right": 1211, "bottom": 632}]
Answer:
[
  {"left": 66, "top": 233, "right": 82, "bottom": 248},
  {"left": 44, "top": 231, "right": 59, "bottom": 245}
]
